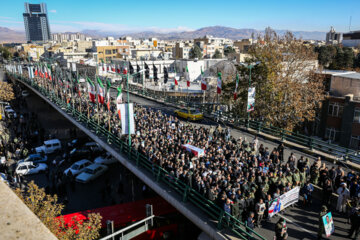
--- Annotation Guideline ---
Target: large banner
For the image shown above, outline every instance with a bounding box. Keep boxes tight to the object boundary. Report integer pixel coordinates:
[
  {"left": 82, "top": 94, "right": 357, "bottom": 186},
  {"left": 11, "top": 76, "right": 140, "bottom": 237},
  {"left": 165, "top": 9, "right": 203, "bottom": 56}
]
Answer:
[
  {"left": 247, "top": 87, "right": 256, "bottom": 112},
  {"left": 322, "top": 212, "right": 334, "bottom": 237},
  {"left": 268, "top": 187, "right": 300, "bottom": 217},
  {"left": 119, "top": 103, "right": 135, "bottom": 135}
]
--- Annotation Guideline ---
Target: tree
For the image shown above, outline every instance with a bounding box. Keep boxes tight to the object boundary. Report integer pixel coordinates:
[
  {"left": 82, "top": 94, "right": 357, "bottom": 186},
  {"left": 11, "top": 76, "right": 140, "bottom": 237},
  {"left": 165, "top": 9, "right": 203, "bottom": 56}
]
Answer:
[
  {"left": 212, "top": 49, "right": 222, "bottom": 59},
  {"left": 227, "top": 28, "right": 325, "bottom": 131},
  {"left": 0, "top": 46, "right": 12, "bottom": 60},
  {"left": 224, "top": 46, "right": 236, "bottom": 56},
  {"left": 0, "top": 81, "right": 15, "bottom": 102},
  {"left": 189, "top": 45, "right": 203, "bottom": 59},
  {"left": 15, "top": 181, "right": 102, "bottom": 240}
]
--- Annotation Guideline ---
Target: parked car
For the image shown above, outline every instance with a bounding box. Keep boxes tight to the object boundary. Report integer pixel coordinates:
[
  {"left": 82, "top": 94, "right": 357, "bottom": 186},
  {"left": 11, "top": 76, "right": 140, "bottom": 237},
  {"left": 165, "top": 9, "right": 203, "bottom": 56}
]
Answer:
[
  {"left": 17, "top": 154, "right": 48, "bottom": 165},
  {"left": 94, "top": 152, "right": 117, "bottom": 165},
  {"left": 174, "top": 108, "right": 203, "bottom": 121},
  {"left": 21, "top": 90, "right": 30, "bottom": 97},
  {"left": 5, "top": 109, "right": 17, "bottom": 118},
  {"left": 67, "top": 137, "right": 89, "bottom": 149},
  {"left": 4, "top": 105, "right": 12, "bottom": 112},
  {"left": 64, "top": 159, "right": 92, "bottom": 176},
  {"left": 63, "top": 147, "right": 92, "bottom": 162},
  {"left": 15, "top": 162, "right": 48, "bottom": 175},
  {"left": 76, "top": 164, "right": 108, "bottom": 183},
  {"left": 35, "top": 139, "right": 62, "bottom": 155}
]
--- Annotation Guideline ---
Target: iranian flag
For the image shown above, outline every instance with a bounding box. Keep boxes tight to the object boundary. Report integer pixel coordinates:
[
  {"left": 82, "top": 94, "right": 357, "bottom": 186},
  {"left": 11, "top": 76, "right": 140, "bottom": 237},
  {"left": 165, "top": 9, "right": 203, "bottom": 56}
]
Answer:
[
  {"left": 116, "top": 86, "right": 123, "bottom": 119},
  {"left": 87, "top": 77, "right": 96, "bottom": 103},
  {"left": 122, "top": 67, "right": 128, "bottom": 75},
  {"left": 217, "top": 72, "right": 222, "bottom": 94},
  {"left": 97, "top": 77, "right": 105, "bottom": 104},
  {"left": 111, "top": 64, "right": 115, "bottom": 72},
  {"left": 75, "top": 78, "right": 81, "bottom": 97},
  {"left": 116, "top": 64, "right": 121, "bottom": 74},
  {"left": 34, "top": 67, "right": 38, "bottom": 76},
  {"left": 106, "top": 79, "right": 111, "bottom": 111},
  {"left": 186, "top": 66, "right": 190, "bottom": 87},
  {"left": 201, "top": 67, "right": 207, "bottom": 90},
  {"left": 174, "top": 68, "right": 178, "bottom": 86},
  {"left": 234, "top": 73, "right": 239, "bottom": 100}
]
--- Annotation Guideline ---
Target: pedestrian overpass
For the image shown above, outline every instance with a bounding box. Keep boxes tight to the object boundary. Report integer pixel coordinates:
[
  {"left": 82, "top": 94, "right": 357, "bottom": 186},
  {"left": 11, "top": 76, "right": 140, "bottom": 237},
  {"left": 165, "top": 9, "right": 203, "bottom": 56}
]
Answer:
[{"left": 8, "top": 73, "right": 266, "bottom": 240}]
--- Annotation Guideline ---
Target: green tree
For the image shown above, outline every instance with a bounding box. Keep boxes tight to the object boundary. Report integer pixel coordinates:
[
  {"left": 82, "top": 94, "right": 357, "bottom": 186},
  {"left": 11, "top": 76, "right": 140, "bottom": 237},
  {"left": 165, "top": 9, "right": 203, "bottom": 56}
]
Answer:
[
  {"left": 189, "top": 45, "right": 203, "bottom": 59},
  {"left": 0, "top": 46, "right": 12, "bottom": 60},
  {"left": 226, "top": 28, "right": 325, "bottom": 130},
  {"left": 224, "top": 46, "right": 236, "bottom": 56},
  {"left": 0, "top": 81, "right": 15, "bottom": 102},
  {"left": 15, "top": 181, "right": 102, "bottom": 240},
  {"left": 212, "top": 49, "right": 222, "bottom": 59}
]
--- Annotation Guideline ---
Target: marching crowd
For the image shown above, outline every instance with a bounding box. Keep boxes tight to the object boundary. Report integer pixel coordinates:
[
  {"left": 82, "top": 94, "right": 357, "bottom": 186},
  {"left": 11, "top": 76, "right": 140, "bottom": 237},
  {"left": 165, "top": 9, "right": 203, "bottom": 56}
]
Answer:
[{"left": 6, "top": 70, "right": 360, "bottom": 239}]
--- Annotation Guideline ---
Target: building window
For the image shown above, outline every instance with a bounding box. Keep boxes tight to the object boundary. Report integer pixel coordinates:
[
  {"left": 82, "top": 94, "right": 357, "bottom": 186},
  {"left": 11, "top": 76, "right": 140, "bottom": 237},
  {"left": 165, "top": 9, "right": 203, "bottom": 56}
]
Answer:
[
  {"left": 328, "top": 102, "right": 343, "bottom": 117},
  {"left": 354, "top": 108, "right": 360, "bottom": 123},
  {"left": 325, "top": 128, "right": 339, "bottom": 142},
  {"left": 105, "top": 50, "right": 112, "bottom": 55},
  {"left": 112, "top": 49, "right": 117, "bottom": 54},
  {"left": 350, "top": 135, "right": 360, "bottom": 150}
]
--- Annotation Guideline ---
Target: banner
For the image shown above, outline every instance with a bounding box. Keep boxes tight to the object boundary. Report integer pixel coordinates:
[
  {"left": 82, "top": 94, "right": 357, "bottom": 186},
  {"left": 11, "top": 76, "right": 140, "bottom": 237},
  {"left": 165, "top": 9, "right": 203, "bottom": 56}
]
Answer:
[
  {"left": 322, "top": 212, "right": 334, "bottom": 237},
  {"left": 119, "top": 103, "right": 135, "bottom": 135},
  {"left": 268, "top": 187, "right": 300, "bottom": 217},
  {"left": 247, "top": 87, "right": 255, "bottom": 112},
  {"left": 182, "top": 144, "right": 205, "bottom": 157}
]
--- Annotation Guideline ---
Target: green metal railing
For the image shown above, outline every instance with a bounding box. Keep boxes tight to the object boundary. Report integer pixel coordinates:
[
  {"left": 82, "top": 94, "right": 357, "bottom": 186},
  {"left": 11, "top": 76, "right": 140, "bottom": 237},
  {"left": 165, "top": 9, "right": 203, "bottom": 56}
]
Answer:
[
  {"left": 126, "top": 83, "right": 360, "bottom": 165},
  {"left": 9, "top": 73, "right": 266, "bottom": 240}
]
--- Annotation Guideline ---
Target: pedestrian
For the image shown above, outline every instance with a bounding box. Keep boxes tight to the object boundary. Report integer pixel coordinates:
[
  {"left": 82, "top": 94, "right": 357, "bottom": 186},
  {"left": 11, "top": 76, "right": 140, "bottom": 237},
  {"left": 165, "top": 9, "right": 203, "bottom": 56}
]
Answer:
[
  {"left": 255, "top": 198, "right": 266, "bottom": 227},
  {"left": 275, "top": 217, "right": 288, "bottom": 240},
  {"left": 245, "top": 212, "right": 255, "bottom": 240},
  {"left": 318, "top": 205, "right": 328, "bottom": 240},
  {"left": 349, "top": 209, "right": 360, "bottom": 240},
  {"left": 336, "top": 183, "right": 350, "bottom": 213}
]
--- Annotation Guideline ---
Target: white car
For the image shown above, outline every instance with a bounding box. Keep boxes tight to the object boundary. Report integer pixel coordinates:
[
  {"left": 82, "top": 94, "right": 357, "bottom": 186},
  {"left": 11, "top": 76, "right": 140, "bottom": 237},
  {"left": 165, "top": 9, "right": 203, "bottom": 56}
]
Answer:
[
  {"left": 22, "top": 90, "right": 30, "bottom": 97},
  {"left": 5, "top": 109, "right": 17, "bottom": 118},
  {"left": 15, "top": 162, "right": 48, "bottom": 176},
  {"left": 36, "top": 139, "right": 62, "bottom": 155},
  {"left": 64, "top": 159, "right": 92, "bottom": 176},
  {"left": 76, "top": 164, "right": 108, "bottom": 183},
  {"left": 94, "top": 152, "right": 117, "bottom": 165},
  {"left": 4, "top": 105, "right": 12, "bottom": 112}
]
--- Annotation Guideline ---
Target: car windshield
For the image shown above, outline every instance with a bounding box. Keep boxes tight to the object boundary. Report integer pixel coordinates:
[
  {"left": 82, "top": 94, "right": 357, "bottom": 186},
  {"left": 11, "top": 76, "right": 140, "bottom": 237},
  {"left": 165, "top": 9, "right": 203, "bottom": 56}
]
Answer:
[
  {"left": 190, "top": 110, "right": 201, "bottom": 114},
  {"left": 71, "top": 164, "right": 79, "bottom": 170},
  {"left": 85, "top": 168, "right": 94, "bottom": 174}
]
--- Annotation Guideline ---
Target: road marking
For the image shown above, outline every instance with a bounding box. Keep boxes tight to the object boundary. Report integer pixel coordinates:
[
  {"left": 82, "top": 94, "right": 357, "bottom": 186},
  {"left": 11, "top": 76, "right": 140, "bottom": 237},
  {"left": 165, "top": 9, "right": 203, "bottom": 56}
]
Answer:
[{"left": 277, "top": 213, "right": 317, "bottom": 238}]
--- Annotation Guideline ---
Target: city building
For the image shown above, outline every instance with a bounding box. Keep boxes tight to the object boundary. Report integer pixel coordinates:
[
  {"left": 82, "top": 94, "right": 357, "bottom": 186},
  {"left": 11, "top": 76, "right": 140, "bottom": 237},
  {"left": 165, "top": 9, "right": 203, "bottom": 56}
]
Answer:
[
  {"left": 233, "top": 39, "right": 254, "bottom": 53},
  {"left": 317, "top": 70, "right": 360, "bottom": 149},
  {"left": 174, "top": 42, "right": 193, "bottom": 59},
  {"left": 23, "top": 2, "right": 51, "bottom": 42},
  {"left": 51, "top": 33, "right": 88, "bottom": 42},
  {"left": 325, "top": 27, "right": 342, "bottom": 45},
  {"left": 342, "top": 30, "right": 360, "bottom": 47}
]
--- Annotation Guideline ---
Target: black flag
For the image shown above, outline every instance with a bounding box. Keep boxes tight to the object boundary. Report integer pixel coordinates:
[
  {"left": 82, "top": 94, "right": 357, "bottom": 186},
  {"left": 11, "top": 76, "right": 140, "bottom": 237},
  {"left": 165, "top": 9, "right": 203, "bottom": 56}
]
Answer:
[
  {"left": 129, "top": 61, "right": 134, "bottom": 75},
  {"left": 163, "top": 66, "right": 168, "bottom": 84},
  {"left": 153, "top": 64, "right": 158, "bottom": 82},
  {"left": 145, "top": 62, "right": 150, "bottom": 79}
]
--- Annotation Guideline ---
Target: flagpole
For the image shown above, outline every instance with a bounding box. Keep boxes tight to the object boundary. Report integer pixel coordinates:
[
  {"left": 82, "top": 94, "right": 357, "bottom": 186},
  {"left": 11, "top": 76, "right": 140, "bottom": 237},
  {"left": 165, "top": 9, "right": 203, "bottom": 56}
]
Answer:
[{"left": 126, "top": 72, "right": 131, "bottom": 149}]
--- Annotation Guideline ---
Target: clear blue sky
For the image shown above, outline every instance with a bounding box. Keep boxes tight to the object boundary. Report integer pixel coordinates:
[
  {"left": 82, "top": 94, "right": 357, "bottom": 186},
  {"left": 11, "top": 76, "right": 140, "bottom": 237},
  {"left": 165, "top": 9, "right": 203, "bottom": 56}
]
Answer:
[{"left": 0, "top": 0, "right": 359, "bottom": 33}]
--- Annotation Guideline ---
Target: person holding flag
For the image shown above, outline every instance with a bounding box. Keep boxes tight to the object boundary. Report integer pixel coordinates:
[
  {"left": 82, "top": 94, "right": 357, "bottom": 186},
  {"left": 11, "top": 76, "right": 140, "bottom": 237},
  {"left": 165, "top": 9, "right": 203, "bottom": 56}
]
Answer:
[
  {"left": 201, "top": 67, "right": 207, "bottom": 90},
  {"left": 87, "top": 77, "right": 96, "bottom": 103},
  {"left": 234, "top": 73, "right": 239, "bottom": 100},
  {"left": 97, "top": 77, "right": 105, "bottom": 104}
]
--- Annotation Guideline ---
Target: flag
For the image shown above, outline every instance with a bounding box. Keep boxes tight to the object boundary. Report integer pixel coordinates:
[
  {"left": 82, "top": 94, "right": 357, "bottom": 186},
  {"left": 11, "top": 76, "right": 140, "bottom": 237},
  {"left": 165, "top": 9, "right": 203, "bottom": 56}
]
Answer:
[
  {"left": 217, "top": 72, "right": 222, "bottom": 94},
  {"left": 106, "top": 79, "right": 111, "bottom": 111},
  {"left": 116, "top": 86, "right": 123, "bottom": 119},
  {"left": 119, "top": 103, "right": 135, "bottom": 135},
  {"left": 201, "top": 67, "right": 207, "bottom": 90},
  {"left": 144, "top": 62, "right": 149, "bottom": 79},
  {"left": 116, "top": 64, "right": 121, "bottom": 74},
  {"left": 111, "top": 64, "right": 115, "bottom": 72},
  {"left": 234, "top": 73, "right": 239, "bottom": 100},
  {"left": 153, "top": 64, "right": 158, "bottom": 81},
  {"left": 186, "top": 66, "right": 190, "bottom": 87},
  {"left": 87, "top": 77, "right": 96, "bottom": 103},
  {"left": 75, "top": 78, "right": 81, "bottom": 97},
  {"left": 129, "top": 61, "right": 134, "bottom": 75},
  {"left": 163, "top": 66, "right": 168, "bottom": 84},
  {"left": 97, "top": 77, "right": 105, "bottom": 104},
  {"left": 123, "top": 67, "right": 128, "bottom": 75},
  {"left": 174, "top": 67, "right": 178, "bottom": 86},
  {"left": 34, "top": 67, "right": 38, "bottom": 76}
]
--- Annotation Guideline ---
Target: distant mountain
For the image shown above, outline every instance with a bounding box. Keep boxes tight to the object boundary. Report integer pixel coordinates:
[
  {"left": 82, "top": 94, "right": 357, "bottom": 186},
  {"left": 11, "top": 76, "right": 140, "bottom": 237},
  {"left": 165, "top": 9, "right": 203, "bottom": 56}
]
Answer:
[
  {"left": 0, "top": 26, "right": 25, "bottom": 43},
  {"left": 82, "top": 26, "right": 326, "bottom": 41}
]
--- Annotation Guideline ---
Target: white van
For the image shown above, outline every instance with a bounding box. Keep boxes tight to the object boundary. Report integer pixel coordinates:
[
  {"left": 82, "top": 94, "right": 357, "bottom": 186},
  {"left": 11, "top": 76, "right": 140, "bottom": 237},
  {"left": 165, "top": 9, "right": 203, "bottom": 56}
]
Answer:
[{"left": 35, "top": 139, "right": 62, "bottom": 155}]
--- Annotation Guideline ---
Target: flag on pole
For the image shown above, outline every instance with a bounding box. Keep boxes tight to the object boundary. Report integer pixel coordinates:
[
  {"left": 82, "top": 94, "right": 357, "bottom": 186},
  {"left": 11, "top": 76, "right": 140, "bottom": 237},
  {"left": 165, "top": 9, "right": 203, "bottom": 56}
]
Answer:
[
  {"left": 186, "top": 66, "right": 190, "bottom": 87},
  {"left": 234, "top": 73, "right": 239, "bottom": 100},
  {"left": 217, "top": 72, "right": 222, "bottom": 94},
  {"left": 106, "top": 79, "right": 111, "bottom": 111},
  {"left": 201, "top": 67, "right": 207, "bottom": 90},
  {"left": 97, "top": 77, "right": 105, "bottom": 104},
  {"left": 116, "top": 86, "right": 123, "bottom": 119},
  {"left": 34, "top": 66, "right": 38, "bottom": 76},
  {"left": 119, "top": 103, "right": 135, "bottom": 135},
  {"left": 87, "top": 77, "right": 96, "bottom": 103},
  {"left": 75, "top": 78, "right": 81, "bottom": 97},
  {"left": 111, "top": 64, "right": 115, "bottom": 73},
  {"left": 174, "top": 67, "right": 178, "bottom": 86}
]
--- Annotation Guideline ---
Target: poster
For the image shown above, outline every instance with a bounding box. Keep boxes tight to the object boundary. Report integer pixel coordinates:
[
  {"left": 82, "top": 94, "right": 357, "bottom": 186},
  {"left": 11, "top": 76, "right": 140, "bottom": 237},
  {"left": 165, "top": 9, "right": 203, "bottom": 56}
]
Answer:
[
  {"left": 268, "top": 187, "right": 300, "bottom": 217},
  {"left": 322, "top": 212, "right": 334, "bottom": 237},
  {"left": 247, "top": 87, "right": 256, "bottom": 112},
  {"left": 119, "top": 103, "right": 135, "bottom": 135}
]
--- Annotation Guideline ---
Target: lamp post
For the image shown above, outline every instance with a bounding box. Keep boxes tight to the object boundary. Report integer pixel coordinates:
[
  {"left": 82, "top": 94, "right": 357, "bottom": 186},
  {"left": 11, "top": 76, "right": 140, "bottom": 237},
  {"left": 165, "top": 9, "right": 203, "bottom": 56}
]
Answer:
[{"left": 240, "top": 61, "right": 260, "bottom": 128}]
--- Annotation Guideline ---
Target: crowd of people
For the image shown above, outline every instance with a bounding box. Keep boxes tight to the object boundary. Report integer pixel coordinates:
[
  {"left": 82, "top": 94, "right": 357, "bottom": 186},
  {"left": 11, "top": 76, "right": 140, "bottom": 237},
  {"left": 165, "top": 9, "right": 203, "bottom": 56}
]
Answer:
[{"left": 7, "top": 70, "right": 360, "bottom": 239}]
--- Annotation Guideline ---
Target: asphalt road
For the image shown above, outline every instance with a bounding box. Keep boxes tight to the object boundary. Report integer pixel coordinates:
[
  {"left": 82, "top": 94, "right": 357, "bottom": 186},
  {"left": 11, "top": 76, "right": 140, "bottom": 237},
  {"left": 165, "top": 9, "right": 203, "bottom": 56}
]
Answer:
[{"left": 125, "top": 91, "right": 353, "bottom": 240}]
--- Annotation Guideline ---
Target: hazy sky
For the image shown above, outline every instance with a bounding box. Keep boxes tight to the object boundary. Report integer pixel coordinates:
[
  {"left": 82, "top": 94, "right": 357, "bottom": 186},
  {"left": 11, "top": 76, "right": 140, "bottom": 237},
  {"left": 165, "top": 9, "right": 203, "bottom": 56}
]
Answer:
[{"left": 1, "top": 0, "right": 359, "bottom": 33}]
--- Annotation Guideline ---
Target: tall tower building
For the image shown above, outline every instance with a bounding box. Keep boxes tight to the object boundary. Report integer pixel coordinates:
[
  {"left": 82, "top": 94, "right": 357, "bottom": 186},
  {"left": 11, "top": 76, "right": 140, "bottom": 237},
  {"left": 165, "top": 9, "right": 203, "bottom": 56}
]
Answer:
[{"left": 23, "top": 2, "right": 51, "bottom": 42}]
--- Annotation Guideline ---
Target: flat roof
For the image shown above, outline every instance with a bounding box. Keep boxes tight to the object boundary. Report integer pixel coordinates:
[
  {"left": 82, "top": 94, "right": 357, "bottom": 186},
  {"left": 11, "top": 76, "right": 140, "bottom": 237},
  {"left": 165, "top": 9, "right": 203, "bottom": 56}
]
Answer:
[{"left": 339, "top": 72, "right": 360, "bottom": 80}]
